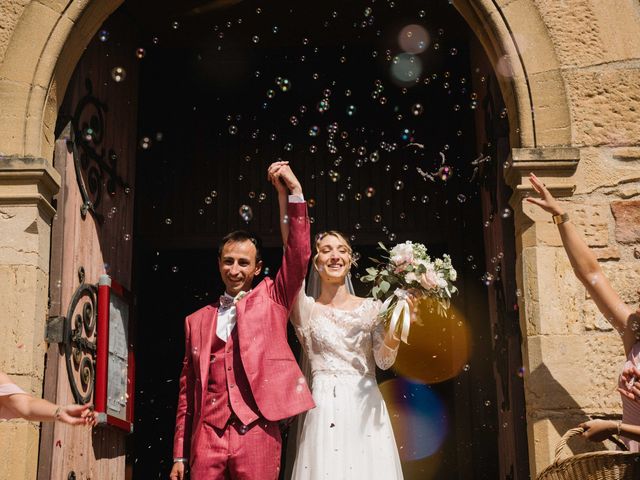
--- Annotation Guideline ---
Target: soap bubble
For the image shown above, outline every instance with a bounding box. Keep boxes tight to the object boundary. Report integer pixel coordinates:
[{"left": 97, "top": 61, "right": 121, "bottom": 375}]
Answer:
[
  {"left": 239, "top": 205, "right": 253, "bottom": 222},
  {"left": 111, "top": 67, "right": 126, "bottom": 82},
  {"left": 411, "top": 103, "right": 424, "bottom": 116}
]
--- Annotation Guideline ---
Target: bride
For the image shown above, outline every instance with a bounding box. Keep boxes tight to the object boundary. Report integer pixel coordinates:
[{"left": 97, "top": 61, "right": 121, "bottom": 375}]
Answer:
[{"left": 268, "top": 162, "right": 413, "bottom": 479}]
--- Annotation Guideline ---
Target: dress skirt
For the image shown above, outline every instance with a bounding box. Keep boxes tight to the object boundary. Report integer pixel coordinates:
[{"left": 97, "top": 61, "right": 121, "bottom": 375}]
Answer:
[{"left": 291, "top": 371, "right": 403, "bottom": 480}]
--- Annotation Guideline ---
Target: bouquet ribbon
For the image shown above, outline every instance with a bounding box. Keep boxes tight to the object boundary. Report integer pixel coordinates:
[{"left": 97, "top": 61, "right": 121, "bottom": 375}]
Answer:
[{"left": 382, "top": 290, "right": 411, "bottom": 344}]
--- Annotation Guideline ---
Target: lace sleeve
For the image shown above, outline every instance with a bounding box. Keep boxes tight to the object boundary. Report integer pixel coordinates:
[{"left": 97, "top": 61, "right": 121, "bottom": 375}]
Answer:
[
  {"left": 290, "top": 280, "right": 314, "bottom": 332},
  {"left": 371, "top": 300, "right": 399, "bottom": 370}
]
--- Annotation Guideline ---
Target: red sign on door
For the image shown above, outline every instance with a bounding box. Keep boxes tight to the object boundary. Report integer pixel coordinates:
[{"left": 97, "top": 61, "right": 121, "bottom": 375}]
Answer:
[{"left": 95, "top": 275, "right": 135, "bottom": 433}]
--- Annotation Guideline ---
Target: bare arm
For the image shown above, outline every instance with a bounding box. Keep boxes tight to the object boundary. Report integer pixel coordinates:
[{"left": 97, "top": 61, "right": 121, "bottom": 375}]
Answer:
[
  {"left": 0, "top": 372, "right": 94, "bottom": 425},
  {"left": 527, "top": 173, "right": 636, "bottom": 353},
  {"left": 580, "top": 418, "right": 640, "bottom": 443}
]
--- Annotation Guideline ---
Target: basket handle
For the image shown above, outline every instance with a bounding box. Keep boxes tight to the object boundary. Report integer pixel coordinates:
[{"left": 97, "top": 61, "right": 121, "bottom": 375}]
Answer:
[
  {"left": 554, "top": 426, "right": 630, "bottom": 463},
  {"left": 554, "top": 427, "right": 586, "bottom": 462}
]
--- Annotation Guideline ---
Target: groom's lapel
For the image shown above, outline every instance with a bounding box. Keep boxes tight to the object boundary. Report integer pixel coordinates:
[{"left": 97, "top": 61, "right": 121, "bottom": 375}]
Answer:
[{"left": 199, "top": 305, "right": 218, "bottom": 386}]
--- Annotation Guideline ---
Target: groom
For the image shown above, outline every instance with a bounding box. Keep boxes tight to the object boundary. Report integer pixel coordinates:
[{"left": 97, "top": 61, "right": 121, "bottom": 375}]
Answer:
[{"left": 170, "top": 164, "right": 314, "bottom": 480}]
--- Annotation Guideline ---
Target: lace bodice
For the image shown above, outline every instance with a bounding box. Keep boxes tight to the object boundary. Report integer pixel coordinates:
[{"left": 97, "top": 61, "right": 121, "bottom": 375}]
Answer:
[{"left": 291, "top": 288, "right": 399, "bottom": 377}]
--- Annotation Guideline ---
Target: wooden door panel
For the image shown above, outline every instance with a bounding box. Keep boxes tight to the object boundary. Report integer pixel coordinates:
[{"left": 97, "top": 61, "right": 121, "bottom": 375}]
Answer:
[{"left": 39, "top": 10, "right": 139, "bottom": 480}]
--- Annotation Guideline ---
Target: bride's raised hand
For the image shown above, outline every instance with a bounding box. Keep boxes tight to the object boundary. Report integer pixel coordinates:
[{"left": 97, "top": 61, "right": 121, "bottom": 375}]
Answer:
[
  {"left": 267, "top": 161, "right": 289, "bottom": 195},
  {"left": 526, "top": 173, "right": 564, "bottom": 215}
]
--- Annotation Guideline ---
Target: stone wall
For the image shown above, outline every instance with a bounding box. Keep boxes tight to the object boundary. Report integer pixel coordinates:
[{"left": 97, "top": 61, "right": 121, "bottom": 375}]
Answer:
[
  {"left": 0, "top": 156, "right": 59, "bottom": 480},
  {"left": 0, "top": 0, "right": 639, "bottom": 478}
]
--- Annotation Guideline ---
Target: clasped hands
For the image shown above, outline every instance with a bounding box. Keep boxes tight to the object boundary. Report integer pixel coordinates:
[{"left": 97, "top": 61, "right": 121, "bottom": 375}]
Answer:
[{"left": 267, "top": 161, "right": 302, "bottom": 196}]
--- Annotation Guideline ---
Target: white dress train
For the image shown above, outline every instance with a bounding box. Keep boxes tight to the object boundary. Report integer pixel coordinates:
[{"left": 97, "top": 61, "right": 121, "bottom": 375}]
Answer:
[{"left": 290, "top": 289, "right": 404, "bottom": 480}]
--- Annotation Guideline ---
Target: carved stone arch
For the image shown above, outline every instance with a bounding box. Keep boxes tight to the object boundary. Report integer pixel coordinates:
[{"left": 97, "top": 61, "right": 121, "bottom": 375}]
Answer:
[{"left": 454, "top": 0, "right": 572, "bottom": 149}]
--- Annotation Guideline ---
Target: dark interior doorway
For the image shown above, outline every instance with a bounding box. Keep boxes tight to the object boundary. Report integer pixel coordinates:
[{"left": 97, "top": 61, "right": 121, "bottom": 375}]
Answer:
[{"left": 120, "top": 0, "right": 522, "bottom": 478}]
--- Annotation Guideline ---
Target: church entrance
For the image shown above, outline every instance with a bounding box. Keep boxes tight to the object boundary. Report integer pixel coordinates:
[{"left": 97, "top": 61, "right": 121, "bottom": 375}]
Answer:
[{"left": 46, "top": 0, "right": 528, "bottom": 478}]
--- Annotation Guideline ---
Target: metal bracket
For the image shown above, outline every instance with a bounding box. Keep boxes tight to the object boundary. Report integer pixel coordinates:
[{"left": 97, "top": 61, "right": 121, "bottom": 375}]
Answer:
[
  {"left": 45, "top": 316, "right": 65, "bottom": 344},
  {"left": 45, "top": 267, "right": 98, "bottom": 405}
]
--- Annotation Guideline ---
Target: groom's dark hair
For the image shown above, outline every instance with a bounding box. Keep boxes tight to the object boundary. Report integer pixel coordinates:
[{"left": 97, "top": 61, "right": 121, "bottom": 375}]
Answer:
[{"left": 217, "top": 230, "right": 263, "bottom": 264}]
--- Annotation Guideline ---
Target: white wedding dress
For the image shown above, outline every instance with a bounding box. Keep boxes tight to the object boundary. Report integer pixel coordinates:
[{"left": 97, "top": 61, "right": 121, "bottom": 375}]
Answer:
[{"left": 290, "top": 288, "right": 404, "bottom": 480}]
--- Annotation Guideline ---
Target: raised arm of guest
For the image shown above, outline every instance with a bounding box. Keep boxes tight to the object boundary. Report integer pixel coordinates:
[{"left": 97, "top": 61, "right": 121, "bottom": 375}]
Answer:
[
  {"left": 0, "top": 371, "right": 94, "bottom": 425},
  {"left": 527, "top": 173, "right": 637, "bottom": 354}
]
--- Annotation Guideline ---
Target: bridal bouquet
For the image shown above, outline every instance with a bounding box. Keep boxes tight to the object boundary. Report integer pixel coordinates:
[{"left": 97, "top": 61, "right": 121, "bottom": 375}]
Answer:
[{"left": 361, "top": 241, "right": 458, "bottom": 343}]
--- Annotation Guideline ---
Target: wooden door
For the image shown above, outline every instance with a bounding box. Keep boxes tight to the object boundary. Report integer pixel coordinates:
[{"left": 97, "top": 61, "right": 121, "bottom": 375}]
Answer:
[
  {"left": 38, "top": 10, "right": 139, "bottom": 480},
  {"left": 470, "top": 38, "right": 530, "bottom": 480}
]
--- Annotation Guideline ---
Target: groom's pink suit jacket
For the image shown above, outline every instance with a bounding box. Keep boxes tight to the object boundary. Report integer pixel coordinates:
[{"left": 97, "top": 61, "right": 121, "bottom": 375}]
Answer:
[{"left": 172, "top": 202, "right": 315, "bottom": 464}]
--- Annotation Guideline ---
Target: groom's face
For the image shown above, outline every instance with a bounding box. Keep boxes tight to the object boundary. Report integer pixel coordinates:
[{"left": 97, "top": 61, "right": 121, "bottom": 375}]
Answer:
[{"left": 218, "top": 239, "right": 263, "bottom": 296}]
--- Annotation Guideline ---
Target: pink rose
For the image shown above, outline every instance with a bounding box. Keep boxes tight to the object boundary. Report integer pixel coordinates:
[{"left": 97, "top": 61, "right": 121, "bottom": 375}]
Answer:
[{"left": 420, "top": 270, "right": 439, "bottom": 290}]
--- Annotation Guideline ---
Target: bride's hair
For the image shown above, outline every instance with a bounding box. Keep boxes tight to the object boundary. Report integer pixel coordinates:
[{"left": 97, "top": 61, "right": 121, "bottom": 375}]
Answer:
[{"left": 312, "top": 230, "right": 358, "bottom": 271}]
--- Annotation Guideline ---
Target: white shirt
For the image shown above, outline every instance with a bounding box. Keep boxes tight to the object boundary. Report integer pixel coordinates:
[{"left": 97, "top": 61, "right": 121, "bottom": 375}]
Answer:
[{"left": 216, "top": 293, "right": 237, "bottom": 342}]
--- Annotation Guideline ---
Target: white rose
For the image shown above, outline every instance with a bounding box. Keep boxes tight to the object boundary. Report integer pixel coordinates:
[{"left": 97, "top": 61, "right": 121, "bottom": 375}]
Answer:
[
  {"left": 449, "top": 268, "right": 457, "bottom": 282},
  {"left": 404, "top": 272, "right": 418, "bottom": 284},
  {"left": 390, "top": 243, "right": 414, "bottom": 267}
]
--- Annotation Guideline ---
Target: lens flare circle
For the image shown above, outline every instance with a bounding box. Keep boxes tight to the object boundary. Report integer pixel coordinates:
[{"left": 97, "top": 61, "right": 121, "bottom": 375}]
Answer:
[
  {"left": 390, "top": 54, "right": 423, "bottom": 86},
  {"left": 392, "top": 303, "right": 470, "bottom": 384},
  {"left": 379, "top": 377, "right": 448, "bottom": 461},
  {"left": 398, "top": 24, "right": 430, "bottom": 54}
]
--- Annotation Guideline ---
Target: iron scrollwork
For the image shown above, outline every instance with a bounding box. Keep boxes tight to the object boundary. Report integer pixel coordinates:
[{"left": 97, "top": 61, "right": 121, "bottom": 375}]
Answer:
[
  {"left": 63, "top": 78, "right": 130, "bottom": 223},
  {"left": 63, "top": 267, "right": 98, "bottom": 405}
]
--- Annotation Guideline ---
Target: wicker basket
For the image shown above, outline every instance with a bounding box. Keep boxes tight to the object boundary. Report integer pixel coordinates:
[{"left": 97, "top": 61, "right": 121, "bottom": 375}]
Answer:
[{"left": 537, "top": 427, "right": 640, "bottom": 480}]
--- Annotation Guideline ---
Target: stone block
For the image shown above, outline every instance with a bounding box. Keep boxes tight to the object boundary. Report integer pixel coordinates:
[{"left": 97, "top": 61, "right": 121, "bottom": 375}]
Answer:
[
  {"left": 532, "top": 0, "right": 605, "bottom": 68},
  {"left": 497, "top": 0, "right": 560, "bottom": 75},
  {"left": 616, "top": 184, "right": 640, "bottom": 200},
  {"left": 0, "top": 204, "right": 48, "bottom": 269},
  {"left": 581, "top": 301, "right": 615, "bottom": 332},
  {"left": 590, "top": 1, "right": 640, "bottom": 64},
  {"left": 522, "top": 246, "right": 585, "bottom": 336},
  {"left": 0, "top": 2, "right": 59, "bottom": 84},
  {"left": 601, "top": 262, "right": 640, "bottom": 304},
  {"left": 0, "top": 265, "right": 49, "bottom": 385},
  {"left": 0, "top": 0, "right": 30, "bottom": 66},
  {"left": 0, "top": 79, "right": 30, "bottom": 156},
  {"left": 564, "top": 67, "right": 640, "bottom": 147},
  {"left": 0, "top": 421, "right": 39, "bottom": 480},
  {"left": 574, "top": 147, "right": 640, "bottom": 195},
  {"left": 527, "top": 69, "right": 572, "bottom": 148},
  {"left": 592, "top": 246, "right": 620, "bottom": 261},
  {"left": 611, "top": 200, "right": 640, "bottom": 244},
  {"left": 525, "top": 334, "right": 623, "bottom": 411},
  {"left": 572, "top": 203, "right": 610, "bottom": 248}
]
